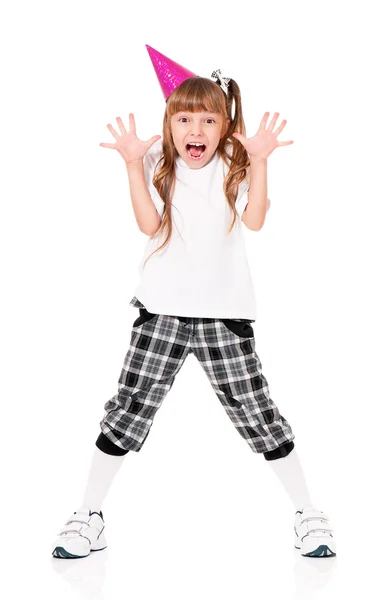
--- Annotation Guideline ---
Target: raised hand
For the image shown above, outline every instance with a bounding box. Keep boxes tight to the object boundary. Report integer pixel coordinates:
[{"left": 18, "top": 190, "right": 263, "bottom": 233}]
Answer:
[
  {"left": 232, "top": 112, "right": 293, "bottom": 161},
  {"left": 99, "top": 113, "right": 161, "bottom": 165}
]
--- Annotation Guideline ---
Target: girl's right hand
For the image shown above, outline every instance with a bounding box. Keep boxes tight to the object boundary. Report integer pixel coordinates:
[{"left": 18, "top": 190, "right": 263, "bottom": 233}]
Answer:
[{"left": 99, "top": 113, "right": 161, "bottom": 165}]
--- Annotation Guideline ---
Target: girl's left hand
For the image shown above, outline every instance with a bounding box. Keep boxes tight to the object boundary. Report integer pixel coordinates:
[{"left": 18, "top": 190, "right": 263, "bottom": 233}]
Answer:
[{"left": 232, "top": 112, "right": 293, "bottom": 161}]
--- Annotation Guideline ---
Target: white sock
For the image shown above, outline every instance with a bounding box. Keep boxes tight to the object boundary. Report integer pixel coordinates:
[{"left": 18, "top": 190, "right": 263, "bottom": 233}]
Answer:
[
  {"left": 267, "top": 448, "right": 314, "bottom": 512},
  {"left": 79, "top": 446, "right": 127, "bottom": 512}
]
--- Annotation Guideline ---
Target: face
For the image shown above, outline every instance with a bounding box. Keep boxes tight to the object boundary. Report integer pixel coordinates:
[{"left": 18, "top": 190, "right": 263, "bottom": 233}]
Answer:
[{"left": 170, "top": 111, "right": 230, "bottom": 169}]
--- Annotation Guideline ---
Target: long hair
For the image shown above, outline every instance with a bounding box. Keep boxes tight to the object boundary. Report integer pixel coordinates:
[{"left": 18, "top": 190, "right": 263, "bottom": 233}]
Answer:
[{"left": 143, "top": 76, "right": 249, "bottom": 269}]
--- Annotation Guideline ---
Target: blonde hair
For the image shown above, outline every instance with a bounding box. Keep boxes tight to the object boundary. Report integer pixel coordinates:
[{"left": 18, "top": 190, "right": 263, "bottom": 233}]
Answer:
[{"left": 143, "top": 76, "right": 249, "bottom": 269}]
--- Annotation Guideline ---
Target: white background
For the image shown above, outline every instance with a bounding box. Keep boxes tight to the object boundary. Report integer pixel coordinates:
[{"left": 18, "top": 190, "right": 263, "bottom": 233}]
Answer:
[{"left": 1, "top": 0, "right": 391, "bottom": 598}]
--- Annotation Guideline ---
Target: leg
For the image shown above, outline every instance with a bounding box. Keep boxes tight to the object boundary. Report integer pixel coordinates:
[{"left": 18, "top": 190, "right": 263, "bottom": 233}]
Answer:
[
  {"left": 266, "top": 447, "right": 314, "bottom": 512},
  {"left": 80, "top": 446, "right": 127, "bottom": 513},
  {"left": 77, "top": 309, "right": 191, "bottom": 513},
  {"left": 98, "top": 308, "right": 192, "bottom": 454},
  {"left": 191, "top": 318, "right": 336, "bottom": 557},
  {"left": 191, "top": 317, "right": 295, "bottom": 455},
  {"left": 52, "top": 306, "right": 193, "bottom": 559}
]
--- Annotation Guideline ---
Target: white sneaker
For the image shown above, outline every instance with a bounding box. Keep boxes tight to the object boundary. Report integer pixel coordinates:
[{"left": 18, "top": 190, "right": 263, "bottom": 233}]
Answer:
[
  {"left": 294, "top": 505, "right": 336, "bottom": 557},
  {"left": 52, "top": 507, "right": 107, "bottom": 559}
]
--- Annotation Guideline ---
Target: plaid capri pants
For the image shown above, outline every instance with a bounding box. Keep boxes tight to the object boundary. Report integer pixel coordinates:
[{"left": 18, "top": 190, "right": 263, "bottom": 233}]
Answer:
[{"left": 96, "top": 297, "right": 295, "bottom": 461}]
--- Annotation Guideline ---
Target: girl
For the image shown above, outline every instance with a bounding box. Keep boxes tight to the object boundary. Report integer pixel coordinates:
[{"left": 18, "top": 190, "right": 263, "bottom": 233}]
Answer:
[{"left": 52, "top": 45, "right": 336, "bottom": 560}]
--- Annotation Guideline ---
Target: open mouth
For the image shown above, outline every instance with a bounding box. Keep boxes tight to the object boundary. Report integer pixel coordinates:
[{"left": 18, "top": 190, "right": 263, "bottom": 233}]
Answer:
[{"left": 186, "top": 143, "right": 206, "bottom": 160}]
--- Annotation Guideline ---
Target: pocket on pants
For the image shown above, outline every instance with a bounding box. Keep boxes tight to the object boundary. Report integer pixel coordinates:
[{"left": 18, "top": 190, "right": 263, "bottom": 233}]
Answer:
[
  {"left": 132, "top": 308, "right": 159, "bottom": 328},
  {"left": 221, "top": 319, "right": 254, "bottom": 338}
]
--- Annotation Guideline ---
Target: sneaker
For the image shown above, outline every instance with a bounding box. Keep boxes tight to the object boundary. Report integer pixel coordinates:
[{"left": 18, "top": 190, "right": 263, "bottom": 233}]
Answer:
[
  {"left": 294, "top": 505, "right": 336, "bottom": 557},
  {"left": 52, "top": 507, "right": 107, "bottom": 559}
]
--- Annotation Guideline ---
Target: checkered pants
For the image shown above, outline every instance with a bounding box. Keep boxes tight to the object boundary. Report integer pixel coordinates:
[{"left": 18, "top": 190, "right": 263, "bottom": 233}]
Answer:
[{"left": 96, "top": 297, "right": 295, "bottom": 460}]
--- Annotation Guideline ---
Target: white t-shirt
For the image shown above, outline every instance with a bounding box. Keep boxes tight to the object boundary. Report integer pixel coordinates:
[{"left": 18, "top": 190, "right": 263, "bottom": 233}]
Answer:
[{"left": 131, "top": 140, "right": 270, "bottom": 320}]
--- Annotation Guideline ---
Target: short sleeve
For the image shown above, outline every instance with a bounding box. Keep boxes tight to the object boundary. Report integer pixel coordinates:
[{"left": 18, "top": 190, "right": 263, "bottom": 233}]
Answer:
[
  {"left": 235, "top": 179, "right": 250, "bottom": 219},
  {"left": 235, "top": 178, "right": 271, "bottom": 219},
  {"left": 143, "top": 143, "right": 165, "bottom": 218}
]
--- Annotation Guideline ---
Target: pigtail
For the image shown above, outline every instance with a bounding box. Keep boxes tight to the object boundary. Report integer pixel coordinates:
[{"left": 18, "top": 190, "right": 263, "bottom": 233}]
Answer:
[{"left": 219, "top": 78, "right": 250, "bottom": 234}]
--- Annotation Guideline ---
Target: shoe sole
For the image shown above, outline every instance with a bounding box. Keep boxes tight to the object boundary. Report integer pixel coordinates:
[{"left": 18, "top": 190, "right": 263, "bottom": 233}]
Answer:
[
  {"left": 294, "top": 542, "right": 336, "bottom": 557},
  {"left": 52, "top": 545, "right": 107, "bottom": 559}
]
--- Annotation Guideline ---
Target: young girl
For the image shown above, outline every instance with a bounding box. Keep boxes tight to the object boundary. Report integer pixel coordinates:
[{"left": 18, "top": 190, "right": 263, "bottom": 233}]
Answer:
[{"left": 52, "top": 45, "right": 336, "bottom": 560}]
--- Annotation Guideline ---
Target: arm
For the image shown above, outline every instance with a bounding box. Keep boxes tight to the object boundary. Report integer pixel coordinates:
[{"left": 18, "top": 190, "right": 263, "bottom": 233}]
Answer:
[
  {"left": 99, "top": 112, "right": 162, "bottom": 236},
  {"left": 233, "top": 111, "right": 293, "bottom": 231},
  {"left": 126, "top": 159, "right": 162, "bottom": 236},
  {"left": 241, "top": 157, "right": 269, "bottom": 231}
]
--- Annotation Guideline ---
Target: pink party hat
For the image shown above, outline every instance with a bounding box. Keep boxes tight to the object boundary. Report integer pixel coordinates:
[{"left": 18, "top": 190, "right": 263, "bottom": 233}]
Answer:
[{"left": 145, "top": 44, "right": 198, "bottom": 101}]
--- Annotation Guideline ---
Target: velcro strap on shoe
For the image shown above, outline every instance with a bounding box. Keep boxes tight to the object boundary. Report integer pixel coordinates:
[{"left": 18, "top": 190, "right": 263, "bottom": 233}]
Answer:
[
  {"left": 307, "top": 522, "right": 334, "bottom": 534},
  {"left": 58, "top": 527, "right": 81, "bottom": 536},
  {"left": 296, "top": 518, "right": 333, "bottom": 541},
  {"left": 66, "top": 518, "right": 90, "bottom": 526},
  {"left": 300, "top": 509, "right": 330, "bottom": 522}
]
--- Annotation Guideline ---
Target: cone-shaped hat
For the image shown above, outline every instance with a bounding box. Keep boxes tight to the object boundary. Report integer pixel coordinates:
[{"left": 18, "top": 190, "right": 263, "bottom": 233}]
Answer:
[{"left": 145, "top": 44, "right": 198, "bottom": 101}]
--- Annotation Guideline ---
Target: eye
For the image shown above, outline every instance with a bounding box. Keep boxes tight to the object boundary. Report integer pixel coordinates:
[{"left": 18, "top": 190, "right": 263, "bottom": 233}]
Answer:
[{"left": 177, "top": 117, "right": 216, "bottom": 123}]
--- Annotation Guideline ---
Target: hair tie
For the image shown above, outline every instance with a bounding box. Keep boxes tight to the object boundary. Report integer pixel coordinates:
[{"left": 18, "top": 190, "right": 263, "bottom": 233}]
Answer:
[{"left": 210, "top": 69, "right": 231, "bottom": 95}]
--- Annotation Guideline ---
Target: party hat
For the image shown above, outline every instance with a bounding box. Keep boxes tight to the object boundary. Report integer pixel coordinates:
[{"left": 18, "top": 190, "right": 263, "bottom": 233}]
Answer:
[{"left": 145, "top": 44, "right": 198, "bottom": 101}]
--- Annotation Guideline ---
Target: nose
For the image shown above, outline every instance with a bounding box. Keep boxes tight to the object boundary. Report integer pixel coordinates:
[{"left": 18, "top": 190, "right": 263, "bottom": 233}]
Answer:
[{"left": 190, "top": 122, "right": 203, "bottom": 136}]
